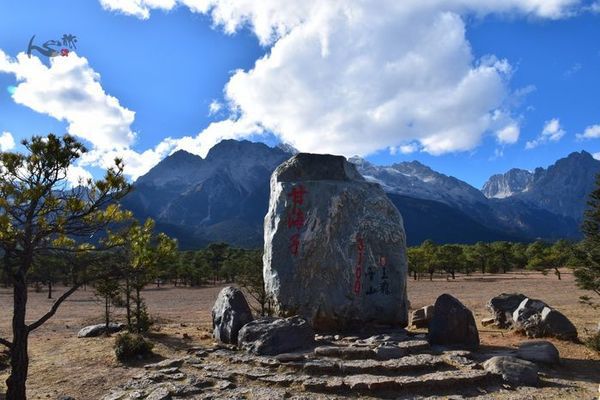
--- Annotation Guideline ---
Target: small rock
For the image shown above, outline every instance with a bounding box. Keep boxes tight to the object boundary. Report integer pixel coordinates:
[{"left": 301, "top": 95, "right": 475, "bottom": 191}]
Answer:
[
  {"left": 481, "top": 317, "right": 496, "bottom": 327},
  {"left": 429, "top": 294, "right": 479, "bottom": 350},
  {"left": 411, "top": 305, "right": 435, "bottom": 329},
  {"left": 517, "top": 340, "right": 560, "bottom": 365},
  {"left": 77, "top": 323, "right": 124, "bottom": 338},
  {"left": 145, "top": 386, "right": 171, "bottom": 400},
  {"left": 237, "top": 316, "right": 315, "bottom": 356},
  {"left": 214, "top": 380, "right": 235, "bottom": 390},
  {"left": 212, "top": 286, "right": 254, "bottom": 344},
  {"left": 158, "top": 367, "right": 180, "bottom": 375},
  {"left": 483, "top": 356, "right": 538, "bottom": 386}
]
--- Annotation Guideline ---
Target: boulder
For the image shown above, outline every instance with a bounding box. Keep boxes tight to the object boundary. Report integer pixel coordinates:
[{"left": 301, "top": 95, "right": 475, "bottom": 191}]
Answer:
[
  {"left": 513, "top": 298, "right": 577, "bottom": 340},
  {"left": 483, "top": 356, "right": 538, "bottom": 386},
  {"left": 517, "top": 340, "right": 560, "bottom": 365},
  {"left": 77, "top": 322, "right": 125, "bottom": 338},
  {"left": 428, "top": 294, "right": 479, "bottom": 350},
  {"left": 237, "top": 316, "right": 315, "bottom": 355},
  {"left": 212, "top": 286, "right": 254, "bottom": 344},
  {"left": 486, "top": 293, "right": 527, "bottom": 328},
  {"left": 263, "top": 153, "right": 409, "bottom": 331},
  {"left": 411, "top": 305, "right": 434, "bottom": 329},
  {"left": 512, "top": 298, "right": 547, "bottom": 326}
]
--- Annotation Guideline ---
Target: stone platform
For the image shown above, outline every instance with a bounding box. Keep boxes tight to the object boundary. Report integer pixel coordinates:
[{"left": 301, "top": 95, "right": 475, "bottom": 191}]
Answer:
[{"left": 103, "top": 332, "right": 506, "bottom": 400}]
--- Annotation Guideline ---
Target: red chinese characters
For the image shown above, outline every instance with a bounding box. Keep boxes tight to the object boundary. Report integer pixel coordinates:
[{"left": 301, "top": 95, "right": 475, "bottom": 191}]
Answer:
[
  {"left": 353, "top": 236, "right": 365, "bottom": 295},
  {"left": 287, "top": 184, "right": 308, "bottom": 256}
]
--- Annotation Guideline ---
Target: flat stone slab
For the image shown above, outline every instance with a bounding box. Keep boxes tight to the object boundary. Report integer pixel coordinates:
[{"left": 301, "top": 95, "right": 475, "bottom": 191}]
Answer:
[
  {"left": 314, "top": 346, "right": 375, "bottom": 359},
  {"left": 342, "top": 369, "right": 491, "bottom": 391},
  {"left": 289, "top": 353, "right": 450, "bottom": 376}
]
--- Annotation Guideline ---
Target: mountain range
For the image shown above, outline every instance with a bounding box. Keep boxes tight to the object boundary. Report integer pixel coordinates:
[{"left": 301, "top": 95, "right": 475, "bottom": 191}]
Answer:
[{"left": 121, "top": 140, "right": 599, "bottom": 248}]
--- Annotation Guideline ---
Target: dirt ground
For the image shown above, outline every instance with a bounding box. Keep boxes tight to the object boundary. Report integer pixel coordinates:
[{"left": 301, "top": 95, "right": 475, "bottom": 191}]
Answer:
[{"left": 0, "top": 270, "right": 599, "bottom": 399}]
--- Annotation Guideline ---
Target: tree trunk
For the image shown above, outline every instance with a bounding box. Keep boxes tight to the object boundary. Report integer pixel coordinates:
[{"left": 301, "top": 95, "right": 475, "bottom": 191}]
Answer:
[
  {"left": 429, "top": 270, "right": 433, "bottom": 281},
  {"left": 413, "top": 270, "right": 417, "bottom": 280},
  {"left": 135, "top": 286, "right": 141, "bottom": 333},
  {"left": 6, "top": 272, "right": 29, "bottom": 400},
  {"left": 451, "top": 269, "right": 455, "bottom": 280},
  {"left": 125, "top": 277, "right": 132, "bottom": 331},
  {"left": 555, "top": 267, "right": 562, "bottom": 280},
  {"left": 104, "top": 295, "right": 110, "bottom": 337},
  {"left": 47, "top": 280, "right": 52, "bottom": 299}
]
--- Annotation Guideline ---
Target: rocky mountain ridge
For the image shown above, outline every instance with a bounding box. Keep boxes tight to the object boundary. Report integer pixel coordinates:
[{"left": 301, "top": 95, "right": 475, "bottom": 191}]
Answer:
[{"left": 123, "top": 141, "right": 595, "bottom": 248}]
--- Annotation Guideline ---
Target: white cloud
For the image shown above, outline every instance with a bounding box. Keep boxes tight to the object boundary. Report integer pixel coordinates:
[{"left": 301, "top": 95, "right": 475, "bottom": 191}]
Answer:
[
  {"left": 495, "top": 123, "right": 520, "bottom": 144},
  {"left": 0, "top": 131, "right": 15, "bottom": 151},
  {"left": 0, "top": 50, "right": 151, "bottom": 179},
  {"left": 576, "top": 124, "right": 600, "bottom": 140},
  {"left": 66, "top": 165, "right": 94, "bottom": 187},
  {"left": 105, "top": 0, "right": 579, "bottom": 159},
  {"left": 99, "top": 0, "right": 177, "bottom": 19},
  {"left": 208, "top": 100, "right": 223, "bottom": 116},
  {"left": 593, "top": 152, "right": 600, "bottom": 160},
  {"left": 525, "top": 118, "right": 566, "bottom": 149},
  {"left": 10, "top": 0, "right": 580, "bottom": 180},
  {"left": 390, "top": 143, "right": 420, "bottom": 155},
  {"left": 169, "top": 117, "right": 263, "bottom": 157},
  {"left": 0, "top": 51, "right": 136, "bottom": 150},
  {"left": 79, "top": 137, "right": 179, "bottom": 179}
]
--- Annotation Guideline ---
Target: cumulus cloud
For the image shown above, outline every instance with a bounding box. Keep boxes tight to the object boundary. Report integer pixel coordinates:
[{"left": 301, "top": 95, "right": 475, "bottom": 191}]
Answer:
[
  {"left": 0, "top": 50, "right": 159, "bottom": 179},
  {"left": 99, "top": 0, "right": 582, "bottom": 159},
  {"left": 576, "top": 124, "right": 600, "bottom": 140},
  {"left": 0, "top": 131, "right": 15, "bottom": 151},
  {"left": 525, "top": 118, "right": 566, "bottom": 149},
  {"left": 0, "top": 50, "right": 136, "bottom": 150},
  {"left": 79, "top": 137, "right": 179, "bottom": 179},
  {"left": 168, "top": 117, "right": 263, "bottom": 157},
  {"left": 5, "top": 1, "right": 583, "bottom": 181}
]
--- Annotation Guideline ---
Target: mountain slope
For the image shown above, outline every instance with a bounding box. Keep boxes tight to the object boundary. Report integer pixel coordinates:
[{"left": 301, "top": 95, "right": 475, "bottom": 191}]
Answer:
[
  {"left": 388, "top": 194, "right": 522, "bottom": 245},
  {"left": 350, "top": 155, "right": 582, "bottom": 241},
  {"left": 122, "top": 140, "right": 291, "bottom": 248},
  {"left": 515, "top": 151, "right": 600, "bottom": 222},
  {"left": 123, "top": 140, "right": 594, "bottom": 249},
  {"left": 482, "top": 168, "right": 533, "bottom": 199}
]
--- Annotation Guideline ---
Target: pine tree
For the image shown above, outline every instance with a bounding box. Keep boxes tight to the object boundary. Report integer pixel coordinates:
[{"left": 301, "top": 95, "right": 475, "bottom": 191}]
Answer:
[{"left": 573, "top": 174, "right": 600, "bottom": 296}]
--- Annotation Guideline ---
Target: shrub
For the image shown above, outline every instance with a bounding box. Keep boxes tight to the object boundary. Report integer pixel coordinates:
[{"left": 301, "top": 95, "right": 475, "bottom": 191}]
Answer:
[
  {"left": 585, "top": 331, "right": 600, "bottom": 352},
  {"left": 114, "top": 333, "right": 154, "bottom": 361}
]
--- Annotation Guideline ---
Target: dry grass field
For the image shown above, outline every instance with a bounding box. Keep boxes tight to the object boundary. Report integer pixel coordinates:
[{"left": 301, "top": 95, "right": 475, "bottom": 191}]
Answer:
[{"left": 0, "top": 270, "right": 598, "bottom": 399}]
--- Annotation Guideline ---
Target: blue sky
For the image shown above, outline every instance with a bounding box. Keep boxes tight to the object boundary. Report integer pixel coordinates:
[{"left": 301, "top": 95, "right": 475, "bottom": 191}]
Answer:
[{"left": 1, "top": 1, "right": 600, "bottom": 188}]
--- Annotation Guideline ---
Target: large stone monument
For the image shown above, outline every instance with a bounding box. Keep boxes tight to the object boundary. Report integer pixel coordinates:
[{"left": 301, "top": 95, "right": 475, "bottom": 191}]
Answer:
[{"left": 263, "top": 153, "right": 409, "bottom": 331}]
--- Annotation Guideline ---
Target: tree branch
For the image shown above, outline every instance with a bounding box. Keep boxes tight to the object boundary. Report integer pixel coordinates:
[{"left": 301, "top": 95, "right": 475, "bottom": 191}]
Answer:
[
  {"left": 0, "top": 337, "right": 12, "bottom": 349},
  {"left": 27, "top": 284, "right": 82, "bottom": 332}
]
